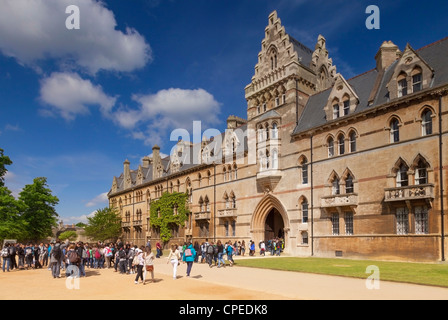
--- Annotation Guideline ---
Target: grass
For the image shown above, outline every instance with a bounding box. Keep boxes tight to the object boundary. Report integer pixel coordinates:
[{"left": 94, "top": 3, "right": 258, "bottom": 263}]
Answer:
[{"left": 234, "top": 256, "right": 448, "bottom": 288}]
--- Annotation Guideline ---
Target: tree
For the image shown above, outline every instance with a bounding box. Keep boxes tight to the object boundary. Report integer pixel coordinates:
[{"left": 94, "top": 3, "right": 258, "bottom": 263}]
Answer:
[
  {"left": 0, "top": 148, "right": 12, "bottom": 187},
  {"left": 84, "top": 207, "right": 122, "bottom": 242},
  {"left": 58, "top": 230, "right": 78, "bottom": 242},
  {"left": 19, "top": 177, "right": 59, "bottom": 241}
]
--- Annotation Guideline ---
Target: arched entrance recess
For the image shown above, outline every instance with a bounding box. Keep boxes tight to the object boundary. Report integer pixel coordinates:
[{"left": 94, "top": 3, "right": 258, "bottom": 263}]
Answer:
[{"left": 251, "top": 194, "right": 290, "bottom": 250}]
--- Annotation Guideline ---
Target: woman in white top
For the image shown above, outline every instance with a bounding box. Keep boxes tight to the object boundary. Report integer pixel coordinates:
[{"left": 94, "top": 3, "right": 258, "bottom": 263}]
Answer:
[
  {"left": 133, "top": 248, "right": 145, "bottom": 284},
  {"left": 166, "top": 244, "right": 180, "bottom": 280},
  {"left": 143, "top": 246, "right": 155, "bottom": 284}
]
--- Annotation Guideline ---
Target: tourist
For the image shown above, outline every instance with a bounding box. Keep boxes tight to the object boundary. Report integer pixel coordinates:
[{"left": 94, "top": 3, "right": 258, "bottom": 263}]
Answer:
[
  {"left": 127, "top": 245, "right": 135, "bottom": 274},
  {"left": 249, "top": 241, "right": 255, "bottom": 256},
  {"left": 9, "top": 243, "right": 16, "bottom": 270},
  {"left": 182, "top": 241, "right": 196, "bottom": 277},
  {"left": 117, "top": 246, "right": 127, "bottom": 274},
  {"left": 24, "top": 243, "right": 34, "bottom": 269},
  {"left": 241, "top": 240, "right": 246, "bottom": 256},
  {"left": 50, "top": 240, "right": 64, "bottom": 278},
  {"left": 216, "top": 240, "right": 225, "bottom": 268},
  {"left": 17, "top": 243, "right": 25, "bottom": 270},
  {"left": 193, "top": 241, "right": 200, "bottom": 263},
  {"left": 104, "top": 243, "right": 112, "bottom": 268},
  {"left": 133, "top": 247, "right": 145, "bottom": 284},
  {"left": 143, "top": 246, "right": 155, "bottom": 284},
  {"left": 200, "top": 242, "right": 207, "bottom": 263},
  {"left": 156, "top": 241, "right": 162, "bottom": 258},
  {"left": 166, "top": 244, "right": 180, "bottom": 280},
  {"left": 260, "top": 241, "right": 266, "bottom": 256},
  {"left": 2, "top": 243, "right": 11, "bottom": 272},
  {"left": 206, "top": 241, "right": 214, "bottom": 267},
  {"left": 226, "top": 241, "right": 235, "bottom": 266}
]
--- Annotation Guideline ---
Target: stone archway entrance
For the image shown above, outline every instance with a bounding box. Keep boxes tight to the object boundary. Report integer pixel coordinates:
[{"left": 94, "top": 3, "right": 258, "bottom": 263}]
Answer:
[{"left": 251, "top": 194, "right": 289, "bottom": 250}]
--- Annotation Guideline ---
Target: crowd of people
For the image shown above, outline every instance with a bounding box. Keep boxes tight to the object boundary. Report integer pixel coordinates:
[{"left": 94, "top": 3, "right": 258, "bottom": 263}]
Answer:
[{"left": 2, "top": 237, "right": 285, "bottom": 284}]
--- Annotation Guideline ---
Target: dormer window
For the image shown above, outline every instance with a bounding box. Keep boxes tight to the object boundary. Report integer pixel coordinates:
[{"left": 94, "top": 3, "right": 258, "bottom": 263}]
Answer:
[
  {"left": 397, "top": 74, "right": 408, "bottom": 97},
  {"left": 343, "top": 98, "right": 350, "bottom": 116},
  {"left": 332, "top": 103, "right": 339, "bottom": 119},
  {"left": 412, "top": 69, "right": 422, "bottom": 93}
]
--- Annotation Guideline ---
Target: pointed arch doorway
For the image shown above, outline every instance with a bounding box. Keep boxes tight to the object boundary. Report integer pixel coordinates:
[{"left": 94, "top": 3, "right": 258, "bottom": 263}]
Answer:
[{"left": 251, "top": 194, "right": 290, "bottom": 251}]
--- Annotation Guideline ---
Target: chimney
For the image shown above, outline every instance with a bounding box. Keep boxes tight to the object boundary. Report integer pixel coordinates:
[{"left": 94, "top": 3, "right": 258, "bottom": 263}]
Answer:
[
  {"left": 142, "top": 156, "right": 151, "bottom": 168},
  {"left": 375, "top": 41, "right": 400, "bottom": 71},
  {"left": 123, "top": 159, "right": 131, "bottom": 189},
  {"left": 152, "top": 145, "right": 162, "bottom": 179}
]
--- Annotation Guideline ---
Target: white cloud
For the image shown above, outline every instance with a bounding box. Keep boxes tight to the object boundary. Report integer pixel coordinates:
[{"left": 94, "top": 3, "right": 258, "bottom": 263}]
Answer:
[
  {"left": 85, "top": 192, "right": 108, "bottom": 208},
  {"left": 63, "top": 210, "right": 97, "bottom": 225},
  {"left": 0, "top": 0, "right": 151, "bottom": 74},
  {"left": 39, "top": 72, "right": 117, "bottom": 120},
  {"left": 113, "top": 88, "right": 222, "bottom": 146}
]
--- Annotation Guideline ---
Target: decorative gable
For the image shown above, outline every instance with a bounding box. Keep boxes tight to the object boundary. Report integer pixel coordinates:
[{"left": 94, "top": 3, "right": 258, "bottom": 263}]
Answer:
[
  {"left": 387, "top": 44, "right": 434, "bottom": 100},
  {"left": 311, "top": 35, "right": 337, "bottom": 91},
  {"left": 324, "top": 74, "right": 359, "bottom": 121}
]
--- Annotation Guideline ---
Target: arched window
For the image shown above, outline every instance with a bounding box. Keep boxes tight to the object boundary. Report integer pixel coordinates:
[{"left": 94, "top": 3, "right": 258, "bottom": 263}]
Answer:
[
  {"left": 272, "top": 122, "right": 278, "bottom": 140},
  {"left": 397, "top": 72, "right": 408, "bottom": 97},
  {"left": 390, "top": 118, "right": 400, "bottom": 143},
  {"left": 397, "top": 164, "right": 409, "bottom": 187},
  {"left": 223, "top": 166, "right": 227, "bottom": 182},
  {"left": 328, "top": 137, "right": 334, "bottom": 157},
  {"left": 332, "top": 178, "right": 340, "bottom": 195},
  {"left": 300, "top": 157, "right": 308, "bottom": 185},
  {"left": 421, "top": 109, "right": 433, "bottom": 136},
  {"left": 233, "top": 163, "right": 238, "bottom": 180},
  {"left": 343, "top": 95, "right": 350, "bottom": 116},
  {"left": 266, "top": 150, "right": 270, "bottom": 169},
  {"left": 332, "top": 99, "right": 340, "bottom": 119},
  {"left": 349, "top": 131, "right": 357, "bottom": 152},
  {"left": 301, "top": 199, "right": 309, "bottom": 223},
  {"left": 412, "top": 67, "right": 422, "bottom": 93},
  {"left": 338, "top": 134, "right": 345, "bottom": 155},
  {"left": 265, "top": 123, "right": 270, "bottom": 140},
  {"left": 345, "top": 174, "right": 354, "bottom": 193},
  {"left": 415, "top": 160, "right": 428, "bottom": 185},
  {"left": 258, "top": 125, "right": 264, "bottom": 142}
]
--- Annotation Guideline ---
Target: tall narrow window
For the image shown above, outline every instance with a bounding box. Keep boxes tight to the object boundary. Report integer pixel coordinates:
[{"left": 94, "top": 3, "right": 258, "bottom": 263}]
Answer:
[
  {"left": 331, "top": 213, "right": 340, "bottom": 235},
  {"left": 422, "top": 109, "right": 433, "bottom": 136},
  {"left": 328, "top": 137, "right": 334, "bottom": 157},
  {"left": 415, "top": 206, "right": 428, "bottom": 234},
  {"left": 390, "top": 119, "right": 400, "bottom": 143},
  {"left": 333, "top": 104, "right": 340, "bottom": 119},
  {"left": 301, "top": 160, "right": 308, "bottom": 184},
  {"left": 272, "top": 150, "right": 278, "bottom": 169},
  {"left": 412, "top": 72, "right": 422, "bottom": 93},
  {"left": 398, "top": 74, "right": 408, "bottom": 97},
  {"left": 302, "top": 200, "right": 308, "bottom": 223},
  {"left": 343, "top": 99, "right": 350, "bottom": 116},
  {"left": 415, "top": 160, "right": 428, "bottom": 185},
  {"left": 349, "top": 131, "right": 357, "bottom": 152},
  {"left": 397, "top": 164, "right": 409, "bottom": 187},
  {"left": 272, "top": 123, "right": 278, "bottom": 140},
  {"left": 332, "top": 178, "right": 340, "bottom": 195},
  {"left": 345, "top": 174, "right": 354, "bottom": 193},
  {"left": 338, "top": 134, "right": 345, "bottom": 155},
  {"left": 345, "top": 212, "right": 354, "bottom": 235},
  {"left": 396, "top": 207, "right": 409, "bottom": 235}
]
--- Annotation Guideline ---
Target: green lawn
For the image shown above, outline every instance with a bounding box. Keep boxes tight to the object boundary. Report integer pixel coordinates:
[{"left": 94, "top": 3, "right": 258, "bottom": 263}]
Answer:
[{"left": 234, "top": 257, "right": 448, "bottom": 288}]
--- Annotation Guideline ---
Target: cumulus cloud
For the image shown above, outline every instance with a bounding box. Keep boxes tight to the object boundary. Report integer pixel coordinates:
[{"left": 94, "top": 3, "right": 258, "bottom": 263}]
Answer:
[
  {"left": 113, "top": 88, "right": 222, "bottom": 146},
  {"left": 39, "top": 72, "right": 117, "bottom": 120},
  {"left": 85, "top": 192, "right": 108, "bottom": 208},
  {"left": 0, "top": 0, "right": 151, "bottom": 74}
]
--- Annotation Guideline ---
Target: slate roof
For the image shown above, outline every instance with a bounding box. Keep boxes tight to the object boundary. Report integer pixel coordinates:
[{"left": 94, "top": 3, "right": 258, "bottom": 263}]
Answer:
[{"left": 292, "top": 37, "right": 448, "bottom": 136}]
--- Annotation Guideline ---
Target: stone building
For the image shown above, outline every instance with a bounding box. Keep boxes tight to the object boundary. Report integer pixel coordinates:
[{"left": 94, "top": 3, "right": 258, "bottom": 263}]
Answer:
[{"left": 108, "top": 11, "right": 448, "bottom": 262}]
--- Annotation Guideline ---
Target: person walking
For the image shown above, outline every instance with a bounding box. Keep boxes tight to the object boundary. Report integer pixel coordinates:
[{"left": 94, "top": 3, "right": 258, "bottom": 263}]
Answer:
[
  {"left": 133, "top": 248, "right": 145, "bottom": 284},
  {"left": 226, "top": 241, "right": 235, "bottom": 266},
  {"left": 216, "top": 240, "right": 226, "bottom": 268},
  {"left": 143, "top": 246, "right": 155, "bottom": 284},
  {"left": 182, "top": 242, "right": 196, "bottom": 277},
  {"left": 166, "top": 244, "right": 180, "bottom": 280},
  {"left": 156, "top": 242, "right": 162, "bottom": 258}
]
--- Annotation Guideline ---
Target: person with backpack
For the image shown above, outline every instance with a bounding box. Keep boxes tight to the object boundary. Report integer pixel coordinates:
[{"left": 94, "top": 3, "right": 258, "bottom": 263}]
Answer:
[
  {"left": 24, "top": 243, "right": 34, "bottom": 269},
  {"left": 117, "top": 246, "right": 127, "bottom": 274},
  {"left": 226, "top": 241, "right": 235, "bottom": 266},
  {"left": 206, "top": 241, "right": 214, "bottom": 267},
  {"left": 216, "top": 240, "right": 226, "bottom": 268},
  {"left": 17, "top": 243, "right": 25, "bottom": 270},
  {"left": 182, "top": 241, "right": 196, "bottom": 277},
  {"left": 50, "top": 240, "right": 64, "bottom": 278},
  {"left": 9, "top": 243, "right": 17, "bottom": 270},
  {"left": 2, "top": 243, "right": 11, "bottom": 272}
]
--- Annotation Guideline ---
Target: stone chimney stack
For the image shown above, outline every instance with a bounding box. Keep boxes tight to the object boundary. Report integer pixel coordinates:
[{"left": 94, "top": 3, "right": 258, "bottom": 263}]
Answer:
[
  {"left": 375, "top": 41, "right": 401, "bottom": 71},
  {"left": 152, "top": 145, "right": 162, "bottom": 179},
  {"left": 142, "top": 156, "right": 151, "bottom": 168},
  {"left": 123, "top": 159, "right": 131, "bottom": 189}
]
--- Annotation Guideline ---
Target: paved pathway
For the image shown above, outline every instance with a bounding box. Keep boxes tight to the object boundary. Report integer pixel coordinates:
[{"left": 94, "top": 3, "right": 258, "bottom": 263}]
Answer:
[{"left": 153, "top": 255, "right": 448, "bottom": 300}]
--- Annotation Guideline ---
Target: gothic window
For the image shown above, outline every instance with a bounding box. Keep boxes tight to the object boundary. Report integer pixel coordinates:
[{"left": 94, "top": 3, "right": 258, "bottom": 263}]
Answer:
[
  {"left": 331, "top": 213, "right": 340, "bottom": 235},
  {"left": 301, "top": 199, "right": 308, "bottom": 223},
  {"left": 415, "top": 160, "right": 428, "bottom": 185},
  {"left": 397, "top": 73, "right": 407, "bottom": 97},
  {"left": 272, "top": 122, "right": 278, "bottom": 140},
  {"left": 332, "top": 178, "right": 340, "bottom": 195},
  {"left": 265, "top": 123, "right": 270, "bottom": 140},
  {"left": 397, "top": 164, "right": 409, "bottom": 187},
  {"left": 333, "top": 103, "right": 340, "bottom": 120},
  {"left": 421, "top": 109, "right": 433, "bottom": 136},
  {"left": 412, "top": 67, "right": 423, "bottom": 93},
  {"left": 345, "top": 212, "right": 354, "bottom": 235},
  {"left": 301, "top": 231, "right": 309, "bottom": 245},
  {"left": 233, "top": 163, "right": 238, "bottom": 180},
  {"left": 345, "top": 174, "right": 354, "bottom": 194},
  {"left": 390, "top": 118, "right": 400, "bottom": 143},
  {"left": 338, "top": 134, "right": 345, "bottom": 155},
  {"left": 328, "top": 137, "right": 334, "bottom": 157},
  {"left": 343, "top": 96, "right": 350, "bottom": 116},
  {"left": 349, "top": 131, "right": 357, "bottom": 152},
  {"left": 272, "top": 149, "right": 278, "bottom": 169},
  {"left": 300, "top": 157, "right": 308, "bottom": 185}
]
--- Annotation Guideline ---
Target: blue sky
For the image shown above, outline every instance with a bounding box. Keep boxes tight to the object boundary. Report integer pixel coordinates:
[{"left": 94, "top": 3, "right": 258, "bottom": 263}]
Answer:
[{"left": 1, "top": 0, "right": 447, "bottom": 224}]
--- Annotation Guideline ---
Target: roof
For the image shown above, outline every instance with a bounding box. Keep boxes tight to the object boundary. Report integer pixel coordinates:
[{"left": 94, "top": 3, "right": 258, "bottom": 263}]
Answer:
[{"left": 293, "top": 37, "right": 448, "bottom": 136}]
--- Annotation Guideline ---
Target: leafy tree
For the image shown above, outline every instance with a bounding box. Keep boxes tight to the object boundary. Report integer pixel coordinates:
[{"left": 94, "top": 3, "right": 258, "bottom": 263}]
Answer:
[
  {"left": 0, "top": 186, "right": 28, "bottom": 241},
  {"left": 0, "top": 148, "right": 12, "bottom": 187},
  {"left": 19, "top": 177, "right": 59, "bottom": 241},
  {"left": 84, "top": 207, "right": 122, "bottom": 242}
]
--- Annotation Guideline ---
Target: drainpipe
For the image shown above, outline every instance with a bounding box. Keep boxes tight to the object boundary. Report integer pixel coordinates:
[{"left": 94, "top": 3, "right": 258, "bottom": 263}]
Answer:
[
  {"left": 439, "top": 95, "right": 445, "bottom": 261},
  {"left": 310, "top": 134, "right": 314, "bottom": 256}
]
